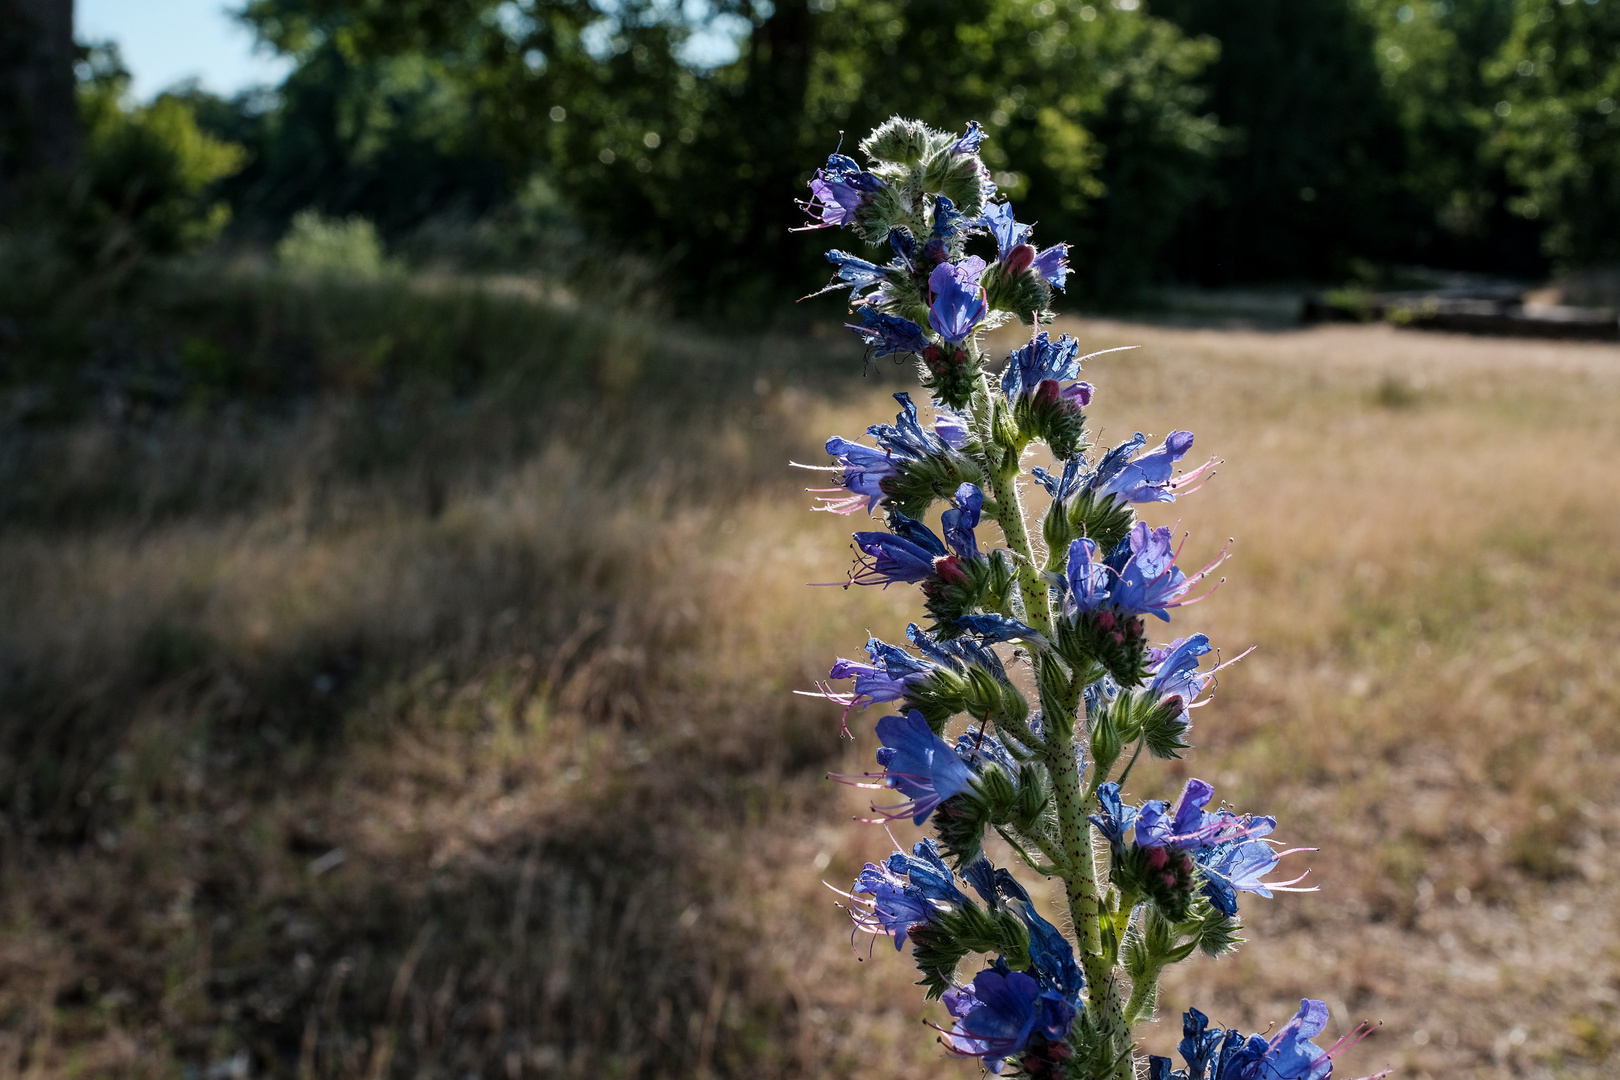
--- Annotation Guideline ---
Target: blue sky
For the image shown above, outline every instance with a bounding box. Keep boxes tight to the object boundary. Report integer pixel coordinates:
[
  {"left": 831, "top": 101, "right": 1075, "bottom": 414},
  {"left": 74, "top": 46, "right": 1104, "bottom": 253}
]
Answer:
[{"left": 78, "top": 0, "right": 293, "bottom": 100}]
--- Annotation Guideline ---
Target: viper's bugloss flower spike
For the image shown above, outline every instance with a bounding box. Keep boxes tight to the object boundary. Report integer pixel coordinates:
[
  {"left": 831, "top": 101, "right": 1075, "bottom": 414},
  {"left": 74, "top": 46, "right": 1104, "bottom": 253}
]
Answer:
[{"left": 799, "top": 116, "right": 1370, "bottom": 1080}]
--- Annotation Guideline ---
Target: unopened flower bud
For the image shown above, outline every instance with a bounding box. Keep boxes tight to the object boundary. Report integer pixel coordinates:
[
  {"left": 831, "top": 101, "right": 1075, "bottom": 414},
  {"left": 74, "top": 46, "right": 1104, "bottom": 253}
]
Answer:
[{"left": 1003, "top": 243, "right": 1037, "bottom": 276}]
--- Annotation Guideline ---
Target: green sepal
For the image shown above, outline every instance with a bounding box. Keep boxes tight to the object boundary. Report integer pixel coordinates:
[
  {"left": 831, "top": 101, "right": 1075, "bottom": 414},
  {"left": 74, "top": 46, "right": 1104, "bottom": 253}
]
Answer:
[
  {"left": 879, "top": 437, "right": 985, "bottom": 520},
  {"left": 923, "top": 548, "right": 1017, "bottom": 637},
  {"left": 907, "top": 668, "right": 971, "bottom": 734},
  {"left": 1098, "top": 689, "right": 1188, "bottom": 759},
  {"left": 1036, "top": 651, "right": 1076, "bottom": 745},
  {"left": 853, "top": 183, "right": 909, "bottom": 245},
  {"left": 1110, "top": 843, "right": 1197, "bottom": 924},
  {"left": 1066, "top": 488, "right": 1136, "bottom": 555},
  {"left": 1184, "top": 895, "right": 1245, "bottom": 958},
  {"left": 916, "top": 343, "right": 983, "bottom": 412},
  {"left": 982, "top": 262, "right": 1054, "bottom": 325},
  {"left": 1013, "top": 385, "right": 1088, "bottom": 460},
  {"left": 860, "top": 116, "right": 933, "bottom": 166},
  {"left": 924, "top": 151, "right": 991, "bottom": 220},
  {"left": 1052, "top": 608, "right": 1150, "bottom": 688},
  {"left": 909, "top": 902, "right": 1031, "bottom": 999}
]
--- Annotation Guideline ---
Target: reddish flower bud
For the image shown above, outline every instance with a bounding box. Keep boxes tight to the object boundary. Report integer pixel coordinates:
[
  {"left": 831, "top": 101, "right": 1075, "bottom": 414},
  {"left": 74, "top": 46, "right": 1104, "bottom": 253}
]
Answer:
[{"left": 1003, "top": 243, "right": 1037, "bottom": 276}]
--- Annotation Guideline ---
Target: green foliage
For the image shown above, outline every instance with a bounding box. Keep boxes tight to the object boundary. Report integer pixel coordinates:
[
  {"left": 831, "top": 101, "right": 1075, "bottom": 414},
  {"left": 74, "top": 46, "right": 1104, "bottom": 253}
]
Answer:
[
  {"left": 276, "top": 209, "right": 398, "bottom": 275},
  {"left": 76, "top": 44, "right": 245, "bottom": 261},
  {"left": 1485, "top": 0, "right": 1620, "bottom": 264}
]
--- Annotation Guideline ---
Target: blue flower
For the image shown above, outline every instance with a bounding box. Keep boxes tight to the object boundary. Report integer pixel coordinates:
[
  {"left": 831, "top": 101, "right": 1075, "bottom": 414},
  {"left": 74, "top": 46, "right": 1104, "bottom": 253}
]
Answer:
[
  {"left": 801, "top": 152, "right": 886, "bottom": 229},
  {"left": 869, "top": 710, "right": 974, "bottom": 823},
  {"left": 1107, "top": 522, "right": 1229, "bottom": 622},
  {"left": 933, "top": 405, "right": 970, "bottom": 448},
  {"left": 948, "top": 120, "right": 987, "bottom": 155},
  {"left": 1031, "top": 458, "right": 1084, "bottom": 500},
  {"left": 907, "top": 621, "right": 1010, "bottom": 683},
  {"left": 979, "top": 201, "right": 1033, "bottom": 260},
  {"left": 993, "top": 871, "right": 1086, "bottom": 1001},
  {"left": 819, "top": 635, "right": 938, "bottom": 727},
  {"left": 1033, "top": 243, "right": 1070, "bottom": 289},
  {"left": 886, "top": 838, "right": 971, "bottom": 905},
  {"left": 1090, "top": 782, "right": 1139, "bottom": 848},
  {"left": 1095, "top": 430, "right": 1219, "bottom": 505},
  {"left": 849, "top": 861, "right": 936, "bottom": 949},
  {"left": 928, "top": 257, "right": 989, "bottom": 342},
  {"left": 850, "top": 516, "right": 946, "bottom": 585},
  {"left": 920, "top": 196, "right": 969, "bottom": 269},
  {"left": 943, "top": 968, "right": 1077, "bottom": 1073},
  {"left": 955, "top": 613, "right": 1044, "bottom": 644},
  {"left": 822, "top": 249, "right": 892, "bottom": 299},
  {"left": 816, "top": 437, "right": 894, "bottom": 515},
  {"left": 848, "top": 307, "right": 930, "bottom": 357},
  {"left": 940, "top": 483, "right": 984, "bottom": 559},
  {"left": 811, "top": 393, "right": 963, "bottom": 515},
  {"left": 1194, "top": 820, "right": 1320, "bottom": 918},
  {"left": 1001, "top": 331, "right": 1084, "bottom": 401},
  {"left": 1156, "top": 1000, "right": 1385, "bottom": 1080},
  {"left": 1063, "top": 537, "right": 1113, "bottom": 614}
]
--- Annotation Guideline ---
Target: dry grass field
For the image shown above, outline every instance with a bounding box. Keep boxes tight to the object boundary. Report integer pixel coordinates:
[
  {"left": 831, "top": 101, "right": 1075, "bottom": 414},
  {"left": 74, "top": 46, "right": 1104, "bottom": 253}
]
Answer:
[{"left": 1, "top": 297, "right": 1617, "bottom": 1080}]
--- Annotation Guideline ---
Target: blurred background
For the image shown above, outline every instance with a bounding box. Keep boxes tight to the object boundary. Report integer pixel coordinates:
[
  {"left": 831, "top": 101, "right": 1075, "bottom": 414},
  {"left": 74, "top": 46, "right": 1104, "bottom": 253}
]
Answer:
[{"left": 2, "top": 2, "right": 1619, "bottom": 1079}]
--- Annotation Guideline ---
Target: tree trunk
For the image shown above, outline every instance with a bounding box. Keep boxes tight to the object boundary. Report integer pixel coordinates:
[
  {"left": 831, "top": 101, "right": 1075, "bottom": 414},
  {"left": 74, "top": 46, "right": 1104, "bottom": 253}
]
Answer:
[{"left": 0, "top": 0, "right": 80, "bottom": 199}]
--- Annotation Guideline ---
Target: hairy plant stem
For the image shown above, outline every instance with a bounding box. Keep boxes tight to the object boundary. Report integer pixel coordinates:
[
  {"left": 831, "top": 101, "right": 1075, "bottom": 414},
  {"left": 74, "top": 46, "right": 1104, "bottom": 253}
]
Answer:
[{"left": 974, "top": 374, "right": 1130, "bottom": 1077}]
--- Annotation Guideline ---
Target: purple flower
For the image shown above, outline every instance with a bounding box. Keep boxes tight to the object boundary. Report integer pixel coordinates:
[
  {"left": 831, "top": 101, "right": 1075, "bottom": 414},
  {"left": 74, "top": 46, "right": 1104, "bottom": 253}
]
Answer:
[
  {"left": 870, "top": 710, "right": 973, "bottom": 824},
  {"left": 1095, "top": 430, "right": 1219, "bottom": 505},
  {"left": 928, "top": 258, "right": 989, "bottom": 343},
  {"left": 1033, "top": 243, "right": 1070, "bottom": 289},
  {"left": 933, "top": 405, "right": 970, "bottom": 448},
  {"left": 809, "top": 634, "right": 939, "bottom": 733},
  {"left": 800, "top": 152, "right": 886, "bottom": 229},
  {"left": 1107, "top": 522, "right": 1230, "bottom": 622},
  {"left": 848, "top": 307, "right": 930, "bottom": 357},
  {"left": 992, "top": 872, "right": 1087, "bottom": 1001},
  {"left": 907, "top": 621, "right": 1010, "bottom": 683},
  {"left": 948, "top": 120, "right": 987, "bottom": 155},
  {"left": 815, "top": 437, "right": 894, "bottom": 514},
  {"left": 942, "top": 968, "right": 1076, "bottom": 1073},
  {"left": 1063, "top": 537, "right": 1113, "bottom": 614}
]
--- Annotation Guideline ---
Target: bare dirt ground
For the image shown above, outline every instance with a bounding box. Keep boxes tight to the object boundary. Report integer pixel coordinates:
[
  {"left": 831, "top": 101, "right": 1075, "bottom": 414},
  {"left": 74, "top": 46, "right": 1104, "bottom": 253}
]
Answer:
[{"left": 1, "top": 317, "right": 1616, "bottom": 1080}]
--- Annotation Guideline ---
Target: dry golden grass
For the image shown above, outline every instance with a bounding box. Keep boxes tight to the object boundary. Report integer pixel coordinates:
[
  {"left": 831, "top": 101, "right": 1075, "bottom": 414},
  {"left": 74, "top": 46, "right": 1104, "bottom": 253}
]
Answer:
[{"left": 1, "top": 313, "right": 1618, "bottom": 1080}]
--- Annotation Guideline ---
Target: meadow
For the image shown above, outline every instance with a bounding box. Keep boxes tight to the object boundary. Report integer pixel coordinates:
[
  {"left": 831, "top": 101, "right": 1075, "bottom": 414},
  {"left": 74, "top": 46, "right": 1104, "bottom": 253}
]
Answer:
[{"left": 1, "top": 270, "right": 1617, "bottom": 1080}]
